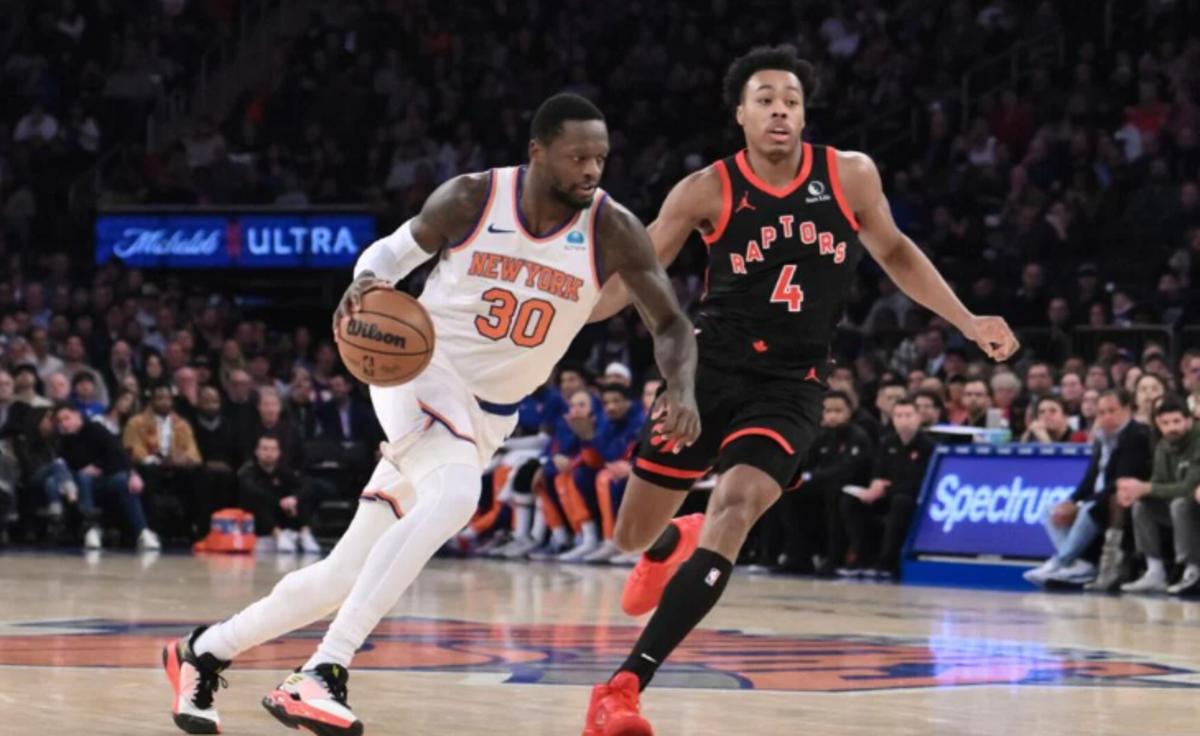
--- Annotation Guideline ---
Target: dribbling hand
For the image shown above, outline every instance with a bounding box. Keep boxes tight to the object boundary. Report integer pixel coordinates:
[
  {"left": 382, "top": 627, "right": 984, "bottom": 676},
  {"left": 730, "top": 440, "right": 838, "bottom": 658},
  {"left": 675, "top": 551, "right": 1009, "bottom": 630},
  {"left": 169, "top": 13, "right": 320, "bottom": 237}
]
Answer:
[
  {"left": 651, "top": 386, "right": 701, "bottom": 454},
  {"left": 332, "top": 272, "right": 392, "bottom": 340}
]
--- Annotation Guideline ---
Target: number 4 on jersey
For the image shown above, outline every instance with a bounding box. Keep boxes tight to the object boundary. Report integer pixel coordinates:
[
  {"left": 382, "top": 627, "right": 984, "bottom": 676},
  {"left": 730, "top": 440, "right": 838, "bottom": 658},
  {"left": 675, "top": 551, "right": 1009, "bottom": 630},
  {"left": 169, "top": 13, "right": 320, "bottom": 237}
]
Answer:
[{"left": 770, "top": 264, "right": 805, "bottom": 312}]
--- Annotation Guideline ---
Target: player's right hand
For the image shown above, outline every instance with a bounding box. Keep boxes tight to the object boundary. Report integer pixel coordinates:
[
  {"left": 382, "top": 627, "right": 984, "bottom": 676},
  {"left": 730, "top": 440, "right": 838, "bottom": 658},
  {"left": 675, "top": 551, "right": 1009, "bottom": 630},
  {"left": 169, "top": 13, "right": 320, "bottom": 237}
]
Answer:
[
  {"left": 651, "top": 386, "right": 701, "bottom": 453},
  {"left": 333, "top": 272, "right": 392, "bottom": 340}
]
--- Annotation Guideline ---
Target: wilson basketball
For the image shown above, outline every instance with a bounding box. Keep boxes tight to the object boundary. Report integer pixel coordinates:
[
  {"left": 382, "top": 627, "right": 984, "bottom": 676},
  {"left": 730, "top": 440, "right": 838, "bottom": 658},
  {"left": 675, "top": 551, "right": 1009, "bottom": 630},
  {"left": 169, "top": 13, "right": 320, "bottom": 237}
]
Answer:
[{"left": 337, "top": 289, "right": 435, "bottom": 387}]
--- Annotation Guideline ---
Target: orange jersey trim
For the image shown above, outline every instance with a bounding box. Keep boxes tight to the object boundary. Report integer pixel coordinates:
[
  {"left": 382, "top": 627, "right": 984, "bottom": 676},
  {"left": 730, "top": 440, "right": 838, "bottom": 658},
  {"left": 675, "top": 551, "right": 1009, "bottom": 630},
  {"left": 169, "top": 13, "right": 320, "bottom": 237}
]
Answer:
[
  {"left": 826, "top": 146, "right": 860, "bottom": 231},
  {"left": 417, "top": 400, "right": 477, "bottom": 445},
  {"left": 635, "top": 457, "right": 708, "bottom": 480},
  {"left": 734, "top": 144, "right": 813, "bottom": 198},
  {"left": 702, "top": 160, "right": 733, "bottom": 246},
  {"left": 720, "top": 427, "right": 796, "bottom": 455}
]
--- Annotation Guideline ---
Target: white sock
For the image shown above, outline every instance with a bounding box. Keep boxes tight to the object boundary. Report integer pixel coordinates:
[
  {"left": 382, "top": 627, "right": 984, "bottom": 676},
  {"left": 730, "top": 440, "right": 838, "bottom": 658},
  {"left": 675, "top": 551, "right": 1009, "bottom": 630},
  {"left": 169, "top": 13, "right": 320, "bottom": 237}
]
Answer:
[
  {"left": 1146, "top": 557, "right": 1166, "bottom": 577},
  {"left": 581, "top": 520, "right": 599, "bottom": 548},
  {"left": 530, "top": 509, "right": 547, "bottom": 542},
  {"left": 306, "top": 463, "right": 480, "bottom": 670},
  {"left": 194, "top": 502, "right": 396, "bottom": 661},
  {"left": 514, "top": 504, "right": 532, "bottom": 539},
  {"left": 551, "top": 525, "right": 570, "bottom": 547}
]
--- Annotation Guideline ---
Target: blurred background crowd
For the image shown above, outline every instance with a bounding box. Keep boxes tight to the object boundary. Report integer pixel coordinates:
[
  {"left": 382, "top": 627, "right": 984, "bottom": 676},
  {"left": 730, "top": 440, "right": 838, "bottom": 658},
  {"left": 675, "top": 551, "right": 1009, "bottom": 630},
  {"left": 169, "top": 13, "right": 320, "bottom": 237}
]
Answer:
[{"left": 2, "top": 0, "right": 1200, "bottom": 592}]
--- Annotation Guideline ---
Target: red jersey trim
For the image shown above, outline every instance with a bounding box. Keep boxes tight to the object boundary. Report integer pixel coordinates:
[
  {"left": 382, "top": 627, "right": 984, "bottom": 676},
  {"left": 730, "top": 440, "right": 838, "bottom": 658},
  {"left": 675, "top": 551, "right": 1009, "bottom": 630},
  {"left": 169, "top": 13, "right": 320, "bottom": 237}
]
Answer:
[
  {"left": 734, "top": 144, "right": 813, "bottom": 198},
  {"left": 720, "top": 427, "right": 796, "bottom": 455},
  {"left": 701, "top": 161, "right": 733, "bottom": 246},
  {"left": 826, "top": 146, "right": 861, "bottom": 231}
]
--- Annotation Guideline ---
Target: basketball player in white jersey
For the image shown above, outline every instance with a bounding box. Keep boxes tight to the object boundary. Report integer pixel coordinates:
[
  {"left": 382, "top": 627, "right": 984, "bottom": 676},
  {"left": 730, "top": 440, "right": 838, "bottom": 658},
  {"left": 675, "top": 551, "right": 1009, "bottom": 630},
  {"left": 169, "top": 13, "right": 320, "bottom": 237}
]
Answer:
[{"left": 162, "top": 93, "right": 700, "bottom": 736}]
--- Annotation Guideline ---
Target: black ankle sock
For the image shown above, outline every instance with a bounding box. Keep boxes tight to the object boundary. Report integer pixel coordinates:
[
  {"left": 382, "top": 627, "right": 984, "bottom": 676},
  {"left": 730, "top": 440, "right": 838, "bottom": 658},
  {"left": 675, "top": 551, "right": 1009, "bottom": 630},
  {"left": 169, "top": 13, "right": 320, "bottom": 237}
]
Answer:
[
  {"left": 617, "top": 547, "right": 734, "bottom": 690},
  {"left": 643, "top": 523, "right": 681, "bottom": 562}
]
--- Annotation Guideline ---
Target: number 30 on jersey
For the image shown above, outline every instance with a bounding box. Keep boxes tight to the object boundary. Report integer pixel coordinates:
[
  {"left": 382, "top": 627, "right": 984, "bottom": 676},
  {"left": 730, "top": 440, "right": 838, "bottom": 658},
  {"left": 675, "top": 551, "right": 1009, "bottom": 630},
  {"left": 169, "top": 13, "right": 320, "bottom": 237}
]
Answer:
[{"left": 475, "top": 288, "right": 557, "bottom": 347}]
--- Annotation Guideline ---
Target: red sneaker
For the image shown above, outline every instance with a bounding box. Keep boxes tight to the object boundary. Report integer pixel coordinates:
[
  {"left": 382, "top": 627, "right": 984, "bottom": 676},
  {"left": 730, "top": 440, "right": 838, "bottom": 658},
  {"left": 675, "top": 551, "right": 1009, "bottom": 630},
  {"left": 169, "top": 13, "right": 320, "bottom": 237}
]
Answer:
[
  {"left": 582, "top": 672, "right": 653, "bottom": 736},
  {"left": 621, "top": 513, "right": 704, "bottom": 616}
]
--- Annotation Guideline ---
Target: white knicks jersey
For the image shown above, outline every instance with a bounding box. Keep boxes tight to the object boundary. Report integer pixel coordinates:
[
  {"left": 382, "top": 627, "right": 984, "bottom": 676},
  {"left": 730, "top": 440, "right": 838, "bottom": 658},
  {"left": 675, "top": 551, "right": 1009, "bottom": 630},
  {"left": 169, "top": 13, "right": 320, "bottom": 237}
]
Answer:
[{"left": 419, "top": 166, "right": 606, "bottom": 404}]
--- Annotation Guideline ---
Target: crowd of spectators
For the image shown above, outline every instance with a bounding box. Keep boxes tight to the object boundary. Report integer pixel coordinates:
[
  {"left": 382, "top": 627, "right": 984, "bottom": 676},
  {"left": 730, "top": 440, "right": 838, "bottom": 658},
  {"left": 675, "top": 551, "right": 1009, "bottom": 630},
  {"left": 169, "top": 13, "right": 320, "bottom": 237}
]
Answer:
[{"left": 3, "top": 2, "right": 1200, "bottom": 597}]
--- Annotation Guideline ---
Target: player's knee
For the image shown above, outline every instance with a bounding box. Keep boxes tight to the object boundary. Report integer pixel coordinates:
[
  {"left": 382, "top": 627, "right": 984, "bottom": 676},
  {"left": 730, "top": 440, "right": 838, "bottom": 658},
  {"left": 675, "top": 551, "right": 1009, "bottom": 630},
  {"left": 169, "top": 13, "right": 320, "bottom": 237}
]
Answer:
[{"left": 709, "top": 473, "right": 779, "bottom": 531}]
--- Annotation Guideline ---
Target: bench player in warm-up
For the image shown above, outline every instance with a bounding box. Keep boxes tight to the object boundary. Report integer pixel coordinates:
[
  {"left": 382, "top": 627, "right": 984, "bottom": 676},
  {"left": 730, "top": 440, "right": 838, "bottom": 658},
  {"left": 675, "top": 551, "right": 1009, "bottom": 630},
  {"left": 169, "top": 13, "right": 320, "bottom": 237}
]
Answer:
[
  {"left": 162, "top": 93, "right": 700, "bottom": 736},
  {"left": 579, "top": 46, "right": 1019, "bottom": 735}
]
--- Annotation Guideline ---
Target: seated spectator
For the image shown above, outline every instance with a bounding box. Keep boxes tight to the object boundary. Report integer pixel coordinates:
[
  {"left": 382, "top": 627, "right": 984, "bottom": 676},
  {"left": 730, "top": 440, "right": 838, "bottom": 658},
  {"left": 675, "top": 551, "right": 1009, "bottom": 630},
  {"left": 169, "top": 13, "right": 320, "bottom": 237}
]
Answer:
[
  {"left": 603, "top": 362, "right": 633, "bottom": 388},
  {"left": 913, "top": 389, "right": 945, "bottom": 427},
  {"left": 317, "top": 373, "right": 377, "bottom": 443},
  {"left": 874, "top": 380, "right": 907, "bottom": 435},
  {"left": 54, "top": 403, "right": 158, "bottom": 550},
  {"left": 237, "top": 434, "right": 320, "bottom": 554},
  {"left": 1021, "top": 396, "right": 1090, "bottom": 443},
  {"left": 172, "top": 366, "right": 201, "bottom": 425},
  {"left": 223, "top": 368, "right": 259, "bottom": 436},
  {"left": 1024, "top": 361, "right": 1055, "bottom": 400},
  {"left": 243, "top": 387, "right": 304, "bottom": 469},
  {"left": 192, "top": 386, "right": 240, "bottom": 512},
  {"left": 793, "top": 391, "right": 874, "bottom": 576},
  {"left": 840, "top": 399, "right": 933, "bottom": 578},
  {"left": 285, "top": 370, "right": 321, "bottom": 441},
  {"left": 960, "top": 378, "right": 992, "bottom": 427},
  {"left": 1117, "top": 397, "right": 1200, "bottom": 595},
  {"left": 45, "top": 371, "right": 71, "bottom": 403},
  {"left": 1060, "top": 371, "right": 1086, "bottom": 424},
  {"left": 71, "top": 372, "right": 105, "bottom": 419},
  {"left": 60, "top": 335, "right": 108, "bottom": 407},
  {"left": 990, "top": 371, "right": 1021, "bottom": 426},
  {"left": 123, "top": 384, "right": 205, "bottom": 540},
  {"left": 560, "top": 382, "right": 645, "bottom": 563},
  {"left": 93, "top": 388, "right": 138, "bottom": 435},
  {"left": 7, "top": 405, "right": 72, "bottom": 537},
  {"left": 1133, "top": 372, "right": 1167, "bottom": 426},
  {"left": 1026, "top": 390, "right": 1153, "bottom": 587}
]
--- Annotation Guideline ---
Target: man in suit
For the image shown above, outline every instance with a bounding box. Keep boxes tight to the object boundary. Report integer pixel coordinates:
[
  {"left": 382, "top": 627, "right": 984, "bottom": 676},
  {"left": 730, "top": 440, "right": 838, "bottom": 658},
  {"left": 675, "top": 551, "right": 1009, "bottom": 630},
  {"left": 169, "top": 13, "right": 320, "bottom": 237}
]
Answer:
[
  {"left": 1025, "top": 389, "right": 1153, "bottom": 586},
  {"left": 316, "top": 373, "right": 378, "bottom": 443}
]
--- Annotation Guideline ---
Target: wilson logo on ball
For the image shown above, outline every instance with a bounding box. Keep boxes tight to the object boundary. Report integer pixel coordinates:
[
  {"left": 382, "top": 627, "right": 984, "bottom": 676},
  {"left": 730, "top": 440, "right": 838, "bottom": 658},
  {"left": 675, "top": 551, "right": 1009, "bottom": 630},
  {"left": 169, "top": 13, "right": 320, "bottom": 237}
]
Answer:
[{"left": 346, "top": 317, "right": 408, "bottom": 348}]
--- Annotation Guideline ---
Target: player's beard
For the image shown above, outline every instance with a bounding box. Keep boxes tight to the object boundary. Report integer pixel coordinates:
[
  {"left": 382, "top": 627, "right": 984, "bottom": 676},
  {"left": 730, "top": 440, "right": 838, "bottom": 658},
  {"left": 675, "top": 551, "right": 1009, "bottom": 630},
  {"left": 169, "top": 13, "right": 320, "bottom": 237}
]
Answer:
[{"left": 550, "top": 180, "right": 592, "bottom": 210}]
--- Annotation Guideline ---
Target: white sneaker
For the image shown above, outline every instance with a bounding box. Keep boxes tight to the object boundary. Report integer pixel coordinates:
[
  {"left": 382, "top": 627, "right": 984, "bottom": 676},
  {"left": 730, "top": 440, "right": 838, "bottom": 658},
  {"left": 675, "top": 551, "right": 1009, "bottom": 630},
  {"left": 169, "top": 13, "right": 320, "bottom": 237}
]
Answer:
[
  {"left": 500, "top": 535, "right": 540, "bottom": 560},
  {"left": 297, "top": 529, "right": 321, "bottom": 555},
  {"left": 138, "top": 528, "right": 162, "bottom": 551},
  {"left": 557, "top": 540, "right": 601, "bottom": 562},
  {"left": 262, "top": 665, "right": 361, "bottom": 736},
  {"left": 1168, "top": 566, "right": 1200, "bottom": 595},
  {"left": 1023, "top": 557, "right": 1061, "bottom": 584},
  {"left": 276, "top": 530, "right": 298, "bottom": 554},
  {"left": 83, "top": 525, "right": 102, "bottom": 550},
  {"left": 1046, "top": 559, "right": 1096, "bottom": 584},
  {"left": 610, "top": 550, "right": 641, "bottom": 566},
  {"left": 582, "top": 540, "right": 621, "bottom": 564},
  {"left": 1121, "top": 567, "right": 1168, "bottom": 594}
]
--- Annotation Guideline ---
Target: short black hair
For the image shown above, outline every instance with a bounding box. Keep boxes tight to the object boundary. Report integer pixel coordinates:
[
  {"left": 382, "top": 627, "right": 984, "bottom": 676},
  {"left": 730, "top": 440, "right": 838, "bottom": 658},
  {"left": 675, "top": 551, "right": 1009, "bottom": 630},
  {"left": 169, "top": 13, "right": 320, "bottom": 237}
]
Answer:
[
  {"left": 1036, "top": 395, "right": 1067, "bottom": 413},
  {"left": 824, "top": 390, "right": 853, "bottom": 407},
  {"left": 531, "top": 93, "right": 605, "bottom": 143},
  {"left": 1099, "top": 388, "right": 1134, "bottom": 408},
  {"left": 914, "top": 389, "right": 945, "bottom": 409},
  {"left": 722, "top": 45, "right": 818, "bottom": 110},
  {"left": 892, "top": 397, "right": 917, "bottom": 412},
  {"left": 1155, "top": 395, "right": 1189, "bottom": 419},
  {"left": 51, "top": 401, "right": 77, "bottom": 417},
  {"left": 599, "top": 382, "right": 634, "bottom": 400},
  {"left": 71, "top": 372, "right": 95, "bottom": 388}
]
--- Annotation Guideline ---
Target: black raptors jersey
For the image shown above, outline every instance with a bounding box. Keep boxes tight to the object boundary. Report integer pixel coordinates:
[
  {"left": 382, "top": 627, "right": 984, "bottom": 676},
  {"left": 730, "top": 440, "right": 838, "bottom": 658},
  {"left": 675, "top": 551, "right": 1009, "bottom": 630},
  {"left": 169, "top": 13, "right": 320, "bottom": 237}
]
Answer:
[{"left": 695, "top": 143, "right": 863, "bottom": 378}]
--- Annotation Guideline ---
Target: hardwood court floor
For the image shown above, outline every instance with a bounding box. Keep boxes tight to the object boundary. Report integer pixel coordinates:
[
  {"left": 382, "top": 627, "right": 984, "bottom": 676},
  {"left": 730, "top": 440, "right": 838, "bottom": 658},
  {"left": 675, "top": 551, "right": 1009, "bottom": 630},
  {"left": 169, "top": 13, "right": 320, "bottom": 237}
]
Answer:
[{"left": 2, "top": 551, "right": 1199, "bottom": 735}]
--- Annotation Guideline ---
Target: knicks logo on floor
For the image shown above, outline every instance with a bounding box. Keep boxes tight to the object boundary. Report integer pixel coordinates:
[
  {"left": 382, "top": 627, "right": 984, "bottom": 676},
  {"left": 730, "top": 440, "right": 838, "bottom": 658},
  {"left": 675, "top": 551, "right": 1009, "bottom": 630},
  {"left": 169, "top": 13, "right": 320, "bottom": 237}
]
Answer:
[{"left": 1, "top": 618, "right": 1195, "bottom": 692}]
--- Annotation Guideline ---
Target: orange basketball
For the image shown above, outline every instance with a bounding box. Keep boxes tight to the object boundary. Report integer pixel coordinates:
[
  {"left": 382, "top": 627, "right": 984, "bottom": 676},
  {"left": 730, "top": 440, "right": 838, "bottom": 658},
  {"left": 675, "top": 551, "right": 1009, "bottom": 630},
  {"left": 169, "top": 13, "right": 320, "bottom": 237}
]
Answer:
[{"left": 337, "top": 289, "right": 435, "bottom": 387}]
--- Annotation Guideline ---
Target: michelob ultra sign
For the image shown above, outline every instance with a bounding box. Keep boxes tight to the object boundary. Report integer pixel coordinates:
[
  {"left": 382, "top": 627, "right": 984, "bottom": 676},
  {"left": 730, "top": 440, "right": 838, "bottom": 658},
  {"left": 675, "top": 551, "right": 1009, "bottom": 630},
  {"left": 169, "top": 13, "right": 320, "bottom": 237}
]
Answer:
[{"left": 95, "top": 210, "right": 377, "bottom": 269}]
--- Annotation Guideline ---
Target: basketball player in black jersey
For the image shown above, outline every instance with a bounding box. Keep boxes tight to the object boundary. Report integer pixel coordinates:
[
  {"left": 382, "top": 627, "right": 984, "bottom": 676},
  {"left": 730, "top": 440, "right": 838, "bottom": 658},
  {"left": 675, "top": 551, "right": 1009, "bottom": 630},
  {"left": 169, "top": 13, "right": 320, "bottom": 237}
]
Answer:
[{"left": 580, "top": 46, "right": 1019, "bottom": 735}]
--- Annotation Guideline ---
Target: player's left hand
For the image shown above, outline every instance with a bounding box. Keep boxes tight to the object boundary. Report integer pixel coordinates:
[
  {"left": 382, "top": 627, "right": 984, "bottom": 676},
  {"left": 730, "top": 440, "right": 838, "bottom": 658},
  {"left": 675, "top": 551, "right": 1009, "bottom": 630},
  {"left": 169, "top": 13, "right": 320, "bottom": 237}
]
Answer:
[
  {"left": 964, "top": 315, "right": 1019, "bottom": 362},
  {"left": 651, "top": 386, "right": 701, "bottom": 453}
]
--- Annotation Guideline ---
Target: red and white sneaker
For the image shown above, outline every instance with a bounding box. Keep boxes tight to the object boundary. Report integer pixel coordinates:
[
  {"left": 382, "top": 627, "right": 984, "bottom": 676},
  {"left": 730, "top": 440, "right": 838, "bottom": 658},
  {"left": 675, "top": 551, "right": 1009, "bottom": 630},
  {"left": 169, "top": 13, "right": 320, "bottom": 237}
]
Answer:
[
  {"left": 621, "top": 513, "right": 704, "bottom": 616},
  {"left": 582, "top": 672, "right": 653, "bottom": 736},
  {"left": 162, "top": 626, "right": 230, "bottom": 734},
  {"left": 262, "top": 664, "right": 363, "bottom": 736}
]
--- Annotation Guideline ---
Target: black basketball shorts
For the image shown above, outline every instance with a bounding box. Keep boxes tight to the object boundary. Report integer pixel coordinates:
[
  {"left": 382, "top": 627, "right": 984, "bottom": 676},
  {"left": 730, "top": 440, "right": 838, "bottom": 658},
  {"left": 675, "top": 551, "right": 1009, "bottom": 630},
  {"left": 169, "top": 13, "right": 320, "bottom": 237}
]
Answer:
[{"left": 633, "top": 361, "right": 825, "bottom": 491}]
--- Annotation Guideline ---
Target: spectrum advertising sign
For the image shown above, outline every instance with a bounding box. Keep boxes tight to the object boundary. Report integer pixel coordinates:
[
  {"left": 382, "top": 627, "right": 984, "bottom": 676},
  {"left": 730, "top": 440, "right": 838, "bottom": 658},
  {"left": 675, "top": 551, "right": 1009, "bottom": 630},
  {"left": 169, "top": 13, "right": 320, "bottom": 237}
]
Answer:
[
  {"left": 906, "top": 444, "right": 1093, "bottom": 560},
  {"left": 95, "top": 210, "right": 377, "bottom": 269}
]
